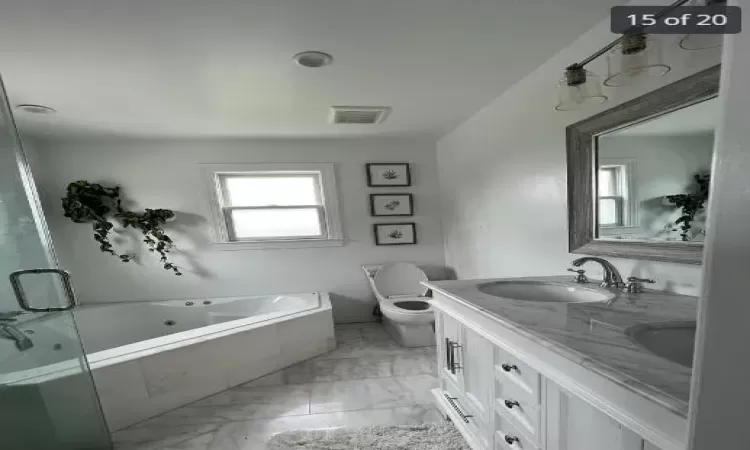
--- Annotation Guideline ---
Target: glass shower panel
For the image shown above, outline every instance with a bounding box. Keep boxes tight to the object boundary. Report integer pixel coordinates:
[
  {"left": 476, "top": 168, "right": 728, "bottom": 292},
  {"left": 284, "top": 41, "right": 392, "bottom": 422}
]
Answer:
[{"left": 0, "top": 76, "right": 112, "bottom": 449}]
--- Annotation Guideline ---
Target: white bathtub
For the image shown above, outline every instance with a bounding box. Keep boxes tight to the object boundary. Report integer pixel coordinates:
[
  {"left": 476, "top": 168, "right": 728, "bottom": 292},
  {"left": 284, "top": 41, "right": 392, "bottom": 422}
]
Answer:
[{"left": 1, "top": 292, "right": 335, "bottom": 431}]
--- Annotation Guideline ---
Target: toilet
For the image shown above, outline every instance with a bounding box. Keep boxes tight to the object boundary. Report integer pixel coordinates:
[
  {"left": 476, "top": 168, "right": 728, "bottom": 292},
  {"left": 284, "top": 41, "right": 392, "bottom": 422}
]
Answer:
[{"left": 363, "top": 263, "right": 435, "bottom": 347}]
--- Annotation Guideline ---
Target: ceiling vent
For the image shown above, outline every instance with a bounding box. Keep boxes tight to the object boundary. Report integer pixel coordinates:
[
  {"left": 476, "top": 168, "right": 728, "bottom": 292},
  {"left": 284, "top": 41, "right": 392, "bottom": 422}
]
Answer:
[{"left": 329, "top": 106, "right": 391, "bottom": 125}]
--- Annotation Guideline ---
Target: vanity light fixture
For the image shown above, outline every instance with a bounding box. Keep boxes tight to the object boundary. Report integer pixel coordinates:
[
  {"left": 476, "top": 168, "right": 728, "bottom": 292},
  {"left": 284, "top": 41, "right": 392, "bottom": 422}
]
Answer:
[
  {"left": 603, "top": 33, "right": 670, "bottom": 87},
  {"left": 555, "top": 65, "right": 607, "bottom": 111},
  {"left": 555, "top": 0, "right": 690, "bottom": 111},
  {"left": 679, "top": 0, "right": 727, "bottom": 50}
]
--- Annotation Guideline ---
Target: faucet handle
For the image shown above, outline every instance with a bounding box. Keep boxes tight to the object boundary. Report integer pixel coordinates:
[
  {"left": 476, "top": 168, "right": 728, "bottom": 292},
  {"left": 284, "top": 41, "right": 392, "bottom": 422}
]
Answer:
[
  {"left": 623, "top": 277, "right": 655, "bottom": 293},
  {"left": 567, "top": 268, "right": 588, "bottom": 284}
]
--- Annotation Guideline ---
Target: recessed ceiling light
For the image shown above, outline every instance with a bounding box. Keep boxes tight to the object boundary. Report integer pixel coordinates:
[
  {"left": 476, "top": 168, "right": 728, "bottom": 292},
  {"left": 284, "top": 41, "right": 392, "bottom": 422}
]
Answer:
[
  {"left": 293, "top": 51, "right": 333, "bottom": 68},
  {"left": 16, "top": 104, "right": 56, "bottom": 114}
]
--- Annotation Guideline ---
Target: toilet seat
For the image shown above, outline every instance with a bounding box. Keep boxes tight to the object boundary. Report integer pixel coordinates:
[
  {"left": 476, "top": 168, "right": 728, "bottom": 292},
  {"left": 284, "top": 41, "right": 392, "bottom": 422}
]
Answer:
[
  {"left": 373, "top": 262, "right": 429, "bottom": 299},
  {"left": 379, "top": 297, "right": 434, "bottom": 325}
]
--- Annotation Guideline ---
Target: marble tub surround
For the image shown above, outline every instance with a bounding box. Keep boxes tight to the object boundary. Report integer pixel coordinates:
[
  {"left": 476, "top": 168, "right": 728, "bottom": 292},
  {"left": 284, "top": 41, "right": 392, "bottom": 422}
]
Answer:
[
  {"left": 424, "top": 276, "right": 697, "bottom": 416},
  {"left": 114, "top": 323, "right": 440, "bottom": 450}
]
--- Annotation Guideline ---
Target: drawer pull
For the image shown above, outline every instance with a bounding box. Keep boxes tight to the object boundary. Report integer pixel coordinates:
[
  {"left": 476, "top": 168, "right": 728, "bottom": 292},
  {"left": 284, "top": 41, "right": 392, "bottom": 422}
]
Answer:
[
  {"left": 501, "top": 363, "right": 518, "bottom": 373},
  {"left": 446, "top": 340, "right": 462, "bottom": 375},
  {"left": 444, "top": 395, "right": 473, "bottom": 423},
  {"left": 450, "top": 342, "right": 462, "bottom": 373},
  {"left": 504, "top": 400, "right": 520, "bottom": 409},
  {"left": 445, "top": 338, "right": 452, "bottom": 372},
  {"left": 504, "top": 435, "right": 520, "bottom": 446}
]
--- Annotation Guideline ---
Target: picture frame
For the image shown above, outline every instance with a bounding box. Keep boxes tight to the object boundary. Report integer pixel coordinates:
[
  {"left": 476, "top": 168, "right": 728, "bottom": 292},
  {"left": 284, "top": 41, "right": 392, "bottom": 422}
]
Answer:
[
  {"left": 366, "top": 163, "right": 411, "bottom": 187},
  {"left": 373, "top": 222, "right": 417, "bottom": 245},
  {"left": 370, "top": 193, "right": 414, "bottom": 217}
]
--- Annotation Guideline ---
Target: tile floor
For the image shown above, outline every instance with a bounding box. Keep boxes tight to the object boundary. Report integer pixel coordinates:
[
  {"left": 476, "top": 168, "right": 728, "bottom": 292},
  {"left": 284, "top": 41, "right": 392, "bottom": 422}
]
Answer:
[{"left": 113, "top": 323, "right": 442, "bottom": 450}]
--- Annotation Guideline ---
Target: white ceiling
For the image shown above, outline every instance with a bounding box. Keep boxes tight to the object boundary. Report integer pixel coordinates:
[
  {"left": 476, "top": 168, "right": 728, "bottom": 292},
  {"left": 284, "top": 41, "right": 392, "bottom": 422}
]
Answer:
[
  {"left": 0, "top": 0, "right": 620, "bottom": 139},
  {"left": 607, "top": 97, "right": 719, "bottom": 137}
]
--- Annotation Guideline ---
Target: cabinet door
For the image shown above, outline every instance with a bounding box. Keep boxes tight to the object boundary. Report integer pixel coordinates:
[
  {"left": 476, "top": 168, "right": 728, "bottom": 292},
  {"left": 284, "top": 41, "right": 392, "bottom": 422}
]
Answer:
[
  {"left": 437, "top": 311, "right": 463, "bottom": 388},
  {"left": 462, "top": 326, "right": 494, "bottom": 422},
  {"left": 545, "top": 380, "right": 650, "bottom": 450}
]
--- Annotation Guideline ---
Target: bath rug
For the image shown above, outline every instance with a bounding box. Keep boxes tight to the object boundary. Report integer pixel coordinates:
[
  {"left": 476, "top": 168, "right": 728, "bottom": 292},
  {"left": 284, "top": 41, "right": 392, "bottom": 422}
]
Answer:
[{"left": 266, "top": 424, "right": 470, "bottom": 450}]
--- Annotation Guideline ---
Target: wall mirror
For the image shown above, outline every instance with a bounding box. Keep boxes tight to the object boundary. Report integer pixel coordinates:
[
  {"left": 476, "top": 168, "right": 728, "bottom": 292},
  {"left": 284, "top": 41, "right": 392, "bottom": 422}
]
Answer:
[{"left": 567, "top": 65, "right": 720, "bottom": 264}]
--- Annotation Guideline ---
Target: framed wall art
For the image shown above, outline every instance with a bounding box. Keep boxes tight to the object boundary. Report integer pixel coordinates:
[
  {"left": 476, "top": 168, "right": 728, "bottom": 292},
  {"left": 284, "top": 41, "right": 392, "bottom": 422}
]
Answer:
[
  {"left": 370, "top": 193, "right": 414, "bottom": 217},
  {"left": 366, "top": 163, "right": 411, "bottom": 187},
  {"left": 373, "top": 222, "right": 417, "bottom": 245}
]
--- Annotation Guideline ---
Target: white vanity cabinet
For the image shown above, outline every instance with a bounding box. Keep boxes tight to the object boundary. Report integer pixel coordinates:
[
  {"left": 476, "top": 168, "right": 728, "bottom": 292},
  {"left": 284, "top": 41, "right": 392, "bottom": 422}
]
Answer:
[
  {"left": 544, "top": 381, "right": 660, "bottom": 450},
  {"left": 432, "top": 304, "right": 668, "bottom": 450},
  {"left": 436, "top": 313, "right": 494, "bottom": 448}
]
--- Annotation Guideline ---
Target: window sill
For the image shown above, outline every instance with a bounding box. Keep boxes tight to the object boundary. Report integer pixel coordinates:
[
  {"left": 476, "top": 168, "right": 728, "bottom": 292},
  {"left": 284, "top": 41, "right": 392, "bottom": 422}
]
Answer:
[{"left": 212, "top": 238, "right": 346, "bottom": 251}]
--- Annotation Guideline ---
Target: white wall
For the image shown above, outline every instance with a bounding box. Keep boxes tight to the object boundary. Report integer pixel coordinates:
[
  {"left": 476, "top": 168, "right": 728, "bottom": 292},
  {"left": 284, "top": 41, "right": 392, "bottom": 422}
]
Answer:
[
  {"left": 28, "top": 137, "right": 445, "bottom": 323},
  {"left": 436, "top": 2, "right": 721, "bottom": 295},
  {"left": 688, "top": 3, "right": 750, "bottom": 447}
]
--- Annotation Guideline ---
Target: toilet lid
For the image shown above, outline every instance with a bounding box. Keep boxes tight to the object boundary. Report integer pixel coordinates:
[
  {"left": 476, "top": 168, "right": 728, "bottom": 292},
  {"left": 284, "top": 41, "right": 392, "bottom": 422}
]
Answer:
[{"left": 373, "top": 263, "right": 428, "bottom": 298}]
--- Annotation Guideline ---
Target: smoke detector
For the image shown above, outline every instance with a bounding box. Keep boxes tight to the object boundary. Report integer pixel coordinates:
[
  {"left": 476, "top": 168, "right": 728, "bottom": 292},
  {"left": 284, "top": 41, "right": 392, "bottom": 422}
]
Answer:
[
  {"left": 16, "top": 104, "right": 56, "bottom": 114},
  {"left": 293, "top": 51, "right": 333, "bottom": 68},
  {"left": 329, "top": 106, "right": 391, "bottom": 125}
]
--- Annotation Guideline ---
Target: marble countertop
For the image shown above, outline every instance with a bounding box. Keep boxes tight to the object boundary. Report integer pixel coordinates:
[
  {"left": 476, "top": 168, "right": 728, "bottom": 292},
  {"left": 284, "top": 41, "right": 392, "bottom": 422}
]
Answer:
[{"left": 423, "top": 276, "right": 697, "bottom": 418}]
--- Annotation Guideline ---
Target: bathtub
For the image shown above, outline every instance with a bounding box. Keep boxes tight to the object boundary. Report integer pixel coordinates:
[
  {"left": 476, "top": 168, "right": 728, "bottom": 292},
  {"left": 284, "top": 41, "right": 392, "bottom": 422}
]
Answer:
[{"left": 1, "top": 292, "right": 335, "bottom": 432}]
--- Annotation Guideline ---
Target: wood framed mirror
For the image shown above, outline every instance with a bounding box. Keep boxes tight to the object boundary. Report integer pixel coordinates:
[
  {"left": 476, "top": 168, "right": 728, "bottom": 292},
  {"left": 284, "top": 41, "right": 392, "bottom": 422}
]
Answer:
[{"left": 567, "top": 65, "right": 720, "bottom": 265}]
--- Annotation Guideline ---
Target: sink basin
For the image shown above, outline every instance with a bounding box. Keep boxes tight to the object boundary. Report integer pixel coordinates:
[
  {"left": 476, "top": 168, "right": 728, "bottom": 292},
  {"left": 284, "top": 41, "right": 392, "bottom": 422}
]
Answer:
[
  {"left": 627, "top": 322, "right": 696, "bottom": 368},
  {"left": 477, "top": 281, "right": 614, "bottom": 303}
]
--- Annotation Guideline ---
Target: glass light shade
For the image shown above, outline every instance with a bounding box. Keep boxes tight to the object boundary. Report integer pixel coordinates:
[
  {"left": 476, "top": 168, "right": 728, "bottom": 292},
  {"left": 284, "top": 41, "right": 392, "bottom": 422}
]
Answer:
[
  {"left": 679, "top": 33, "right": 724, "bottom": 50},
  {"left": 679, "top": 0, "right": 726, "bottom": 49},
  {"left": 604, "top": 34, "right": 670, "bottom": 87},
  {"left": 555, "top": 67, "right": 607, "bottom": 111}
]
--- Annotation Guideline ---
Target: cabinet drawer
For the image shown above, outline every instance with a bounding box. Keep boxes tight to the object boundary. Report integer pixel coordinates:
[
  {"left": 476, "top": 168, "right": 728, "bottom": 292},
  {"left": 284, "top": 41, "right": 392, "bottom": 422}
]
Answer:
[
  {"left": 496, "top": 378, "right": 541, "bottom": 443},
  {"left": 494, "top": 346, "right": 540, "bottom": 404},
  {"left": 495, "top": 411, "right": 539, "bottom": 450}
]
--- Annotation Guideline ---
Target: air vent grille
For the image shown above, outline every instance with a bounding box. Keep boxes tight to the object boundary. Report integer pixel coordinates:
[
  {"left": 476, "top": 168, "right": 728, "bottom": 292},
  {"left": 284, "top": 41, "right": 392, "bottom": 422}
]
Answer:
[{"left": 330, "top": 106, "right": 391, "bottom": 125}]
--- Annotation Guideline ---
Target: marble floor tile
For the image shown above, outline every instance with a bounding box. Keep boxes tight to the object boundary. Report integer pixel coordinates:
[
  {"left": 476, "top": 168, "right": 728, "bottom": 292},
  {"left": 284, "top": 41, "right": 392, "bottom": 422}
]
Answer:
[
  {"left": 358, "top": 322, "right": 393, "bottom": 342},
  {"left": 114, "top": 324, "right": 442, "bottom": 450},
  {"left": 333, "top": 322, "right": 392, "bottom": 344},
  {"left": 313, "top": 337, "right": 414, "bottom": 360},
  {"left": 395, "top": 374, "right": 439, "bottom": 404},
  {"left": 309, "top": 374, "right": 437, "bottom": 414},
  {"left": 392, "top": 352, "right": 438, "bottom": 377},
  {"left": 144, "top": 384, "right": 311, "bottom": 424},
  {"left": 240, "top": 360, "right": 314, "bottom": 388},
  {"left": 310, "top": 355, "right": 394, "bottom": 382},
  {"left": 113, "top": 422, "right": 224, "bottom": 450},
  {"left": 333, "top": 324, "right": 365, "bottom": 343}
]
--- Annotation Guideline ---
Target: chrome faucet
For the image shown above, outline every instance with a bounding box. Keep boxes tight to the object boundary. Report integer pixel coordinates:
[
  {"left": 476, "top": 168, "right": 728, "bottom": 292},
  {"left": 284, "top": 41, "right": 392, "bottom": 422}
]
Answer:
[
  {"left": 570, "top": 257, "right": 625, "bottom": 289},
  {"left": 0, "top": 312, "right": 33, "bottom": 351}
]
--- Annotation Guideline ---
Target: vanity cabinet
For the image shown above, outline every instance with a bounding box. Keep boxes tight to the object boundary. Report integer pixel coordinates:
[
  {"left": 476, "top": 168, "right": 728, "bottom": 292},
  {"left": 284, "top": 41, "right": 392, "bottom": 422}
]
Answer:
[
  {"left": 544, "top": 381, "right": 660, "bottom": 450},
  {"left": 437, "top": 313, "right": 494, "bottom": 448},
  {"left": 432, "top": 306, "right": 664, "bottom": 450}
]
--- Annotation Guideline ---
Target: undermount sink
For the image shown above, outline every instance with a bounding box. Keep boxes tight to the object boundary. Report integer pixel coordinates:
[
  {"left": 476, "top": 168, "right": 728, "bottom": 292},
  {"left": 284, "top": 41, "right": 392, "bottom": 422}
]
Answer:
[
  {"left": 477, "top": 280, "right": 614, "bottom": 303},
  {"left": 627, "top": 322, "right": 696, "bottom": 368}
]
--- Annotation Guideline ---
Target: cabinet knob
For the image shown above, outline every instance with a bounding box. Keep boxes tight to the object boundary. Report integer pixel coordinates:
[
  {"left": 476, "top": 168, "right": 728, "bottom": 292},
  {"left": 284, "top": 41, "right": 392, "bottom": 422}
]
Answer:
[
  {"left": 504, "top": 435, "right": 520, "bottom": 445},
  {"left": 504, "top": 400, "right": 520, "bottom": 409},
  {"left": 501, "top": 363, "right": 518, "bottom": 372}
]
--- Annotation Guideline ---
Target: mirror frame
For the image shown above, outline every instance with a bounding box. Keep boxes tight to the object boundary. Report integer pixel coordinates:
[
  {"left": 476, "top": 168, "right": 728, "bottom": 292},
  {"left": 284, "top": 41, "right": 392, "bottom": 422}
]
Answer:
[{"left": 567, "top": 64, "right": 720, "bottom": 265}]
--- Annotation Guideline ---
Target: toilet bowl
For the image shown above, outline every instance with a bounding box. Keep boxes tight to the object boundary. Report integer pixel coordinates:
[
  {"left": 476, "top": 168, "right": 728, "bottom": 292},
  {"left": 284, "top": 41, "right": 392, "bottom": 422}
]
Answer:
[{"left": 363, "top": 263, "right": 435, "bottom": 347}]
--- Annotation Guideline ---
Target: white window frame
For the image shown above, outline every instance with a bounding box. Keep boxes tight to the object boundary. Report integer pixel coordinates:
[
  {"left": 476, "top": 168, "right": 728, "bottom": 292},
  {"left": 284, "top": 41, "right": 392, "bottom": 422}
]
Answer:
[
  {"left": 598, "top": 166, "right": 625, "bottom": 227},
  {"left": 597, "top": 158, "right": 639, "bottom": 233},
  {"left": 202, "top": 163, "right": 345, "bottom": 250}
]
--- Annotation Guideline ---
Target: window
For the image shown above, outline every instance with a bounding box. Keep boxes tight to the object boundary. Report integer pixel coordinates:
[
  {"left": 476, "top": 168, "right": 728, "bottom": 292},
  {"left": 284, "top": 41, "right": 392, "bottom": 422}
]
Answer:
[
  {"left": 204, "top": 163, "right": 344, "bottom": 249},
  {"left": 598, "top": 166, "right": 624, "bottom": 227}
]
